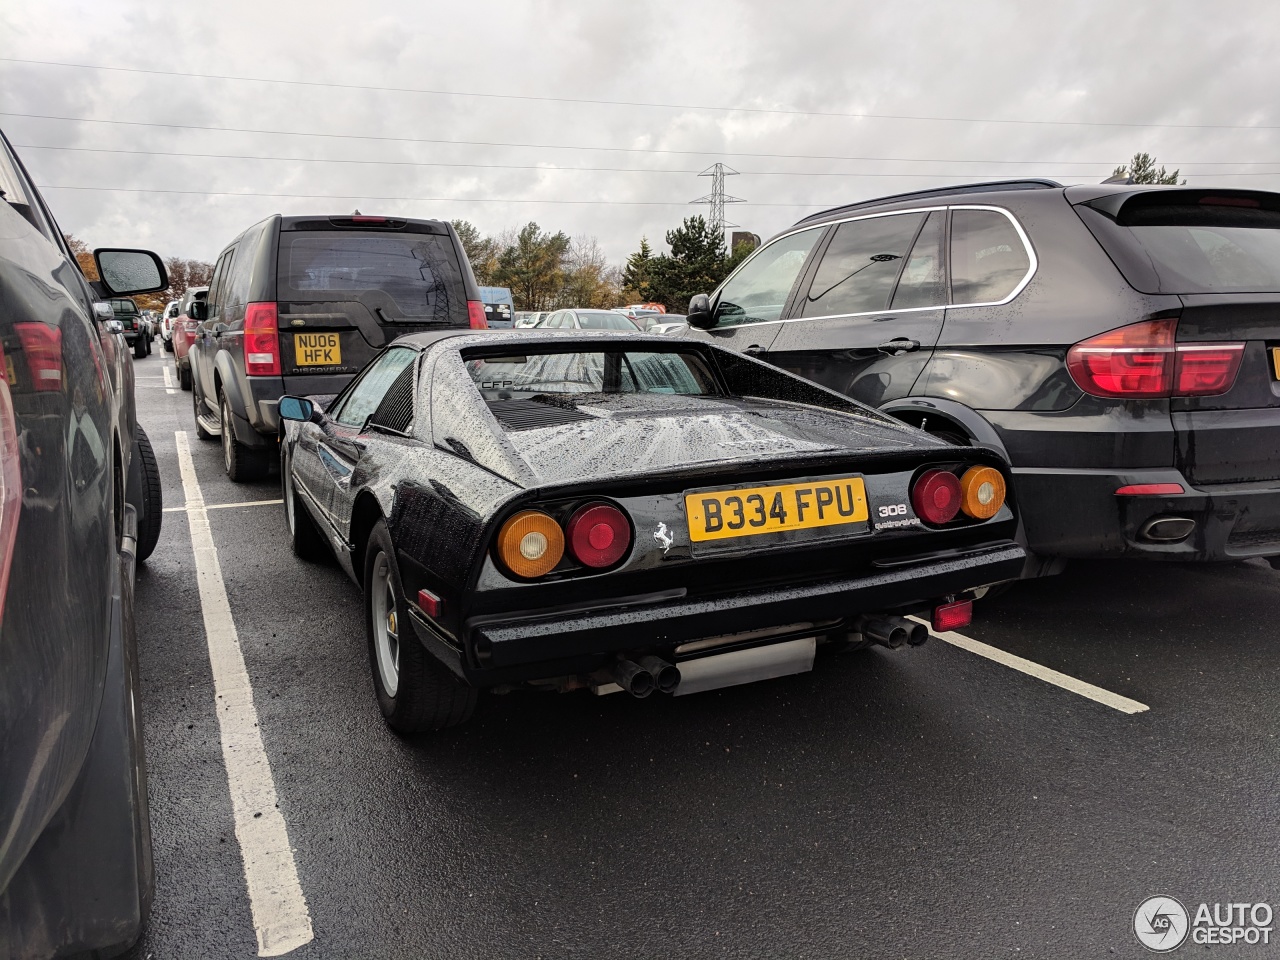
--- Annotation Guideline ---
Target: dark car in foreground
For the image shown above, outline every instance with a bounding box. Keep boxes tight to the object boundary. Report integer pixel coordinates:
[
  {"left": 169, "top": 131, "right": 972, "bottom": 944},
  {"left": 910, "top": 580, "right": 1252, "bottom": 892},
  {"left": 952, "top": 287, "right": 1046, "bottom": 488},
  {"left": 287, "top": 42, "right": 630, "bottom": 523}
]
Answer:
[
  {"left": 188, "top": 213, "right": 487, "bottom": 481},
  {"left": 278, "top": 330, "right": 1023, "bottom": 732},
  {"left": 0, "top": 130, "right": 165, "bottom": 957},
  {"left": 681, "top": 180, "right": 1280, "bottom": 576}
]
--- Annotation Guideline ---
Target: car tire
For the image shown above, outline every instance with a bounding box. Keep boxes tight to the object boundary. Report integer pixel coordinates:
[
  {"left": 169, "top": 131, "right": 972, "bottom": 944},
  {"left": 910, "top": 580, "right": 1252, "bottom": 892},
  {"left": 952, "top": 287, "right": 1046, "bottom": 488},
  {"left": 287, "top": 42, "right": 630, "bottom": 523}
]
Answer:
[
  {"left": 281, "top": 446, "right": 329, "bottom": 563},
  {"left": 178, "top": 362, "right": 192, "bottom": 391},
  {"left": 164, "top": 339, "right": 174, "bottom": 353},
  {"left": 193, "top": 388, "right": 216, "bottom": 441},
  {"left": 364, "top": 519, "right": 477, "bottom": 733},
  {"left": 133, "top": 338, "right": 146, "bottom": 360},
  {"left": 133, "top": 426, "right": 163, "bottom": 563},
  {"left": 220, "top": 393, "right": 269, "bottom": 483},
  {"left": 144, "top": 335, "right": 152, "bottom": 356}
]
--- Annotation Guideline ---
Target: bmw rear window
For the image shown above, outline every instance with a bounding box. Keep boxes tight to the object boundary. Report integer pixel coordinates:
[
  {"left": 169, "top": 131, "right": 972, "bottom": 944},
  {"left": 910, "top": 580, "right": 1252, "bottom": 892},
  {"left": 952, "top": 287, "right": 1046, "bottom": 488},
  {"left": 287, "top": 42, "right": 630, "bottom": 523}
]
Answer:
[{"left": 279, "top": 232, "right": 467, "bottom": 321}]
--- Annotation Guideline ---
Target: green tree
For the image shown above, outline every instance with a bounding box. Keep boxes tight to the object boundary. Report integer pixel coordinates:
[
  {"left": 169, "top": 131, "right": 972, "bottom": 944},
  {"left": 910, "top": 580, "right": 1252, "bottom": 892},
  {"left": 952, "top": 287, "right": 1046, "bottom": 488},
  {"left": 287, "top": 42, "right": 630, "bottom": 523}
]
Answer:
[
  {"left": 645, "top": 216, "right": 733, "bottom": 311},
  {"left": 451, "top": 219, "right": 498, "bottom": 284},
  {"left": 557, "top": 236, "right": 621, "bottom": 309},
  {"left": 621, "top": 237, "right": 655, "bottom": 302},
  {"left": 1112, "top": 152, "right": 1186, "bottom": 185},
  {"left": 493, "top": 222, "right": 571, "bottom": 310}
]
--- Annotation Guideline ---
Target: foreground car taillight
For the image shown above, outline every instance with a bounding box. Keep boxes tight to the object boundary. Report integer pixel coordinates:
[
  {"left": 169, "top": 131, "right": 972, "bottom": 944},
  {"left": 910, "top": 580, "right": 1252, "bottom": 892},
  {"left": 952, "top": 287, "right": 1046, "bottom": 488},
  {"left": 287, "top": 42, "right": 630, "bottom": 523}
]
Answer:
[
  {"left": 959, "top": 466, "right": 1006, "bottom": 520},
  {"left": 911, "top": 469, "right": 962, "bottom": 525},
  {"left": 0, "top": 344, "right": 21, "bottom": 622},
  {"left": 1066, "top": 319, "right": 1244, "bottom": 398},
  {"left": 496, "top": 510, "right": 564, "bottom": 578},
  {"left": 244, "top": 301, "right": 281, "bottom": 376},
  {"left": 468, "top": 301, "right": 489, "bottom": 329},
  {"left": 566, "top": 503, "right": 631, "bottom": 568}
]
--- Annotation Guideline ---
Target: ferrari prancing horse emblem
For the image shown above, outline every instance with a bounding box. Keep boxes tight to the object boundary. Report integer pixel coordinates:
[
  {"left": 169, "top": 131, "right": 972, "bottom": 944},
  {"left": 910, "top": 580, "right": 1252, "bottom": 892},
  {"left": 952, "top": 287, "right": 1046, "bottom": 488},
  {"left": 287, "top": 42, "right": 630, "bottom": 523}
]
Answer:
[{"left": 653, "top": 522, "right": 674, "bottom": 553}]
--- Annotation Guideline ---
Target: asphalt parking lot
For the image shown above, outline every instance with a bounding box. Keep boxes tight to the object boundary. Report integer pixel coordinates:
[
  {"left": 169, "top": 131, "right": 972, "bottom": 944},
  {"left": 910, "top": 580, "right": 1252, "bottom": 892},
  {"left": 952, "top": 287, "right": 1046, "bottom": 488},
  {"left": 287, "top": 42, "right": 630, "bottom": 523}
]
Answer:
[{"left": 127, "top": 355, "right": 1280, "bottom": 960}]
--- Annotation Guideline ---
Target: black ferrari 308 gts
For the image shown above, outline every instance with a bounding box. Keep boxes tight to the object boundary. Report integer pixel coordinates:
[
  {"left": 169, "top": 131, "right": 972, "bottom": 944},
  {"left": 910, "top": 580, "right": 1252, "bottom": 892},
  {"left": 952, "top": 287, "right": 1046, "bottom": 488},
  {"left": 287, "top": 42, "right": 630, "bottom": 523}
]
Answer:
[{"left": 278, "top": 330, "right": 1024, "bottom": 732}]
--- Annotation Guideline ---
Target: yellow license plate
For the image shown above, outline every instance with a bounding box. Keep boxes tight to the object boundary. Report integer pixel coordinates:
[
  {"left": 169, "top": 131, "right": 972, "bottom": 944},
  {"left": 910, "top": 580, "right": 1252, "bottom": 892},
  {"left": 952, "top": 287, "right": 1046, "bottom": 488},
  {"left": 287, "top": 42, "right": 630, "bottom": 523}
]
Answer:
[
  {"left": 685, "top": 476, "right": 869, "bottom": 543},
  {"left": 294, "top": 333, "right": 341, "bottom": 367}
]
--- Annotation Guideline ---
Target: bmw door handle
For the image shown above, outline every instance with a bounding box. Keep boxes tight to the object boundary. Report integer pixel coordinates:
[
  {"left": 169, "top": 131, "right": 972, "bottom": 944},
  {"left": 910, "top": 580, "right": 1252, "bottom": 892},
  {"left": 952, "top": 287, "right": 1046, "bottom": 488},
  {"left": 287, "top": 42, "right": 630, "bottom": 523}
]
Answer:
[
  {"left": 877, "top": 338, "right": 920, "bottom": 355},
  {"left": 743, "top": 344, "right": 765, "bottom": 357}
]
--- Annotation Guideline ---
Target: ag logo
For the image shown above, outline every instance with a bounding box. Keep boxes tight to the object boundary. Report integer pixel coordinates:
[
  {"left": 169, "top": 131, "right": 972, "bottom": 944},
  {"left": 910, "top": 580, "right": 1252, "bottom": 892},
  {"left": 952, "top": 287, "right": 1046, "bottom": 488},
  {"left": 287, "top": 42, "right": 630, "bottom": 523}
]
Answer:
[
  {"left": 1134, "top": 896, "right": 1189, "bottom": 952},
  {"left": 877, "top": 503, "right": 908, "bottom": 518}
]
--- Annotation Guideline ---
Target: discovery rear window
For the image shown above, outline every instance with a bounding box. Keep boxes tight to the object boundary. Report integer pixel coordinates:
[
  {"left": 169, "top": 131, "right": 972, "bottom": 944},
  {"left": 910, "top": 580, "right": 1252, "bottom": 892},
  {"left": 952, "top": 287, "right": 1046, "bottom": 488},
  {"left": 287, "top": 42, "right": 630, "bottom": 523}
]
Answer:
[
  {"left": 1079, "top": 192, "right": 1280, "bottom": 294},
  {"left": 279, "top": 232, "right": 467, "bottom": 321},
  {"left": 464, "top": 349, "right": 718, "bottom": 399}
]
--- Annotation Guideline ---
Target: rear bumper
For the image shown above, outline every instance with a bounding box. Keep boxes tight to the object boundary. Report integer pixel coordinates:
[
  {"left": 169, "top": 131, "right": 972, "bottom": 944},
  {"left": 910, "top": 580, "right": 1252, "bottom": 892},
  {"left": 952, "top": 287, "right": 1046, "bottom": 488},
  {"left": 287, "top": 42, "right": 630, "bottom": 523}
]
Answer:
[
  {"left": 438, "top": 542, "right": 1025, "bottom": 686},
  {"left": 1014, "top": 467, "right": 1280, "bottom": 560}
]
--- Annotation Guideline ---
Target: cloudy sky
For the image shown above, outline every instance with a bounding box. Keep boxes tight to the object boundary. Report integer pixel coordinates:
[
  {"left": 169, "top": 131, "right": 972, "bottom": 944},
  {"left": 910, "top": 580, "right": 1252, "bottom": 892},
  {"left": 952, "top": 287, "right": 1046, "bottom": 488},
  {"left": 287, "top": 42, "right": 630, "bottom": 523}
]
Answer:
[{"left": 3, "top": 0, "right": 1278, "bottom": 266}]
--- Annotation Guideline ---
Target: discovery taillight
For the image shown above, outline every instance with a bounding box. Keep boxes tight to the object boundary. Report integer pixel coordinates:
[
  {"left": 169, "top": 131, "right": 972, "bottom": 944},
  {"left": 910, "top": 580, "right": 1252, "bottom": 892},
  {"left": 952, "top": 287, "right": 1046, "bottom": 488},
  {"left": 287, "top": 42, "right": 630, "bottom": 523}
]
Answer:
[
  {"left": 1066, "top": 319, "right": 1245, "bottom": 398},
  {"left": 566, "top": 503, "right": 631, "bottom": 568},
  {"left": 14, "top": 322, "right": 63, "bottom": 392},
  {"left": 468, "top": 301, "right": 489, "bottom": 329},
  {"left": 0, "top": 343, "right": 21, "bottom": 622},
  {"left": 244, "top": 302, "right": 281, "bottom": 376}
]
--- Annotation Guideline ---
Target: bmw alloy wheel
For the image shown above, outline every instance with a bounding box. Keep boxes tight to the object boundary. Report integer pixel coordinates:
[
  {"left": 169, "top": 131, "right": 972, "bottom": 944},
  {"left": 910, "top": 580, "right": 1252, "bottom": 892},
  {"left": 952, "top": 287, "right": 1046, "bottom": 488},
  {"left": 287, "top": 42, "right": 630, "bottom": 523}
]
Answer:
[{"left": 371, "top": 552, "right": 399, "bottom": 697}]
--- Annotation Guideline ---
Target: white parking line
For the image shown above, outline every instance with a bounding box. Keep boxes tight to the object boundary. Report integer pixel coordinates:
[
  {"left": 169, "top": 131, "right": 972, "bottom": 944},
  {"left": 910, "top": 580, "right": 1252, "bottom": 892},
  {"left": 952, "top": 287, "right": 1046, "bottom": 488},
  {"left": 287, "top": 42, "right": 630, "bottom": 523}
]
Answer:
[
  {"left": 162, "top": 365, "right": 175, "bottom": 394},
  {"left": 175, "top": 431, "right": 314, "bottom": 956},
  {"left": 164, "top": 498, "right": 283, "bottom": 514},
  {"left": 911, "top": 617, "right": 1150, "bottom": 715}
]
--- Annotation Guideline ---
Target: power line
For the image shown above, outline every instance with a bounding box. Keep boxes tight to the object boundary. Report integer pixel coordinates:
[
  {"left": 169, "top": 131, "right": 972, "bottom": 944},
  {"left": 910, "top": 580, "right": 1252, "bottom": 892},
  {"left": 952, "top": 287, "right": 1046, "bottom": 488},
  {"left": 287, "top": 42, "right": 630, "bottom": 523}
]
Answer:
[
  {"left": 3, "top": 56, "right": 1278, "bottom": 131},
  {"left": 34, "top": 184, "right": 831, "bottom": 206},
  {"left": 15, "top": 143, "right": 1280, "bottom": 177},
  {"left": 8, "top": 113, "right": 1280, "bottom": 169}
]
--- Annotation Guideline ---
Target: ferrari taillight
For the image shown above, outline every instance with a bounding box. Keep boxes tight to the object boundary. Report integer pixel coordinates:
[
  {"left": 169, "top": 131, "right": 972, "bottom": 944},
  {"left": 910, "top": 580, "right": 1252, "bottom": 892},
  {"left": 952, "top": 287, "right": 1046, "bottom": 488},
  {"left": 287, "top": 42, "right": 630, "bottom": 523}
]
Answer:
[
  {"left": 496, "top": 510, "right": 564, "bottom": 578},
  {"left": 566, "top": 503, "right": 631, "bottom": 568}
]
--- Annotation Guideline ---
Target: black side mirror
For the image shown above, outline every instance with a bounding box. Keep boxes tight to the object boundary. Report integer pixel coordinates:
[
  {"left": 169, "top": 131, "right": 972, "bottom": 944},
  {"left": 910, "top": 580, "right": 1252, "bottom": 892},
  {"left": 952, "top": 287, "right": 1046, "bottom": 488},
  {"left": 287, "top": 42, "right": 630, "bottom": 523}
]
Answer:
[
  {"left": 92, "top": 248, "right": 168, "bottom": 296},
  {"left": 687, "top": 293, "right": 715, "bottom": 330},
  {"left": 278, "top": 396, "right": 318, "bottom": 423},
  {"left": 187, "top": 301, "right": 208, "bottom": 321}
]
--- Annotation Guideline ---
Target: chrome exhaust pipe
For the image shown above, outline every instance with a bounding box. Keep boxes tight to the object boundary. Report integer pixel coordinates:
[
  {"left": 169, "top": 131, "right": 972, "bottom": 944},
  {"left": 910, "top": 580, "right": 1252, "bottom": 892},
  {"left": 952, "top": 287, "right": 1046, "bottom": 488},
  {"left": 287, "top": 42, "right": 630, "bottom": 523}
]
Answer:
[
  {"left": 612, "top": 660, "right": 655, "bottom": 698},
  {"left": 858, "top": 616, "right": 928, "bottom": 649},
  {"left": 638, "top": 656, "right": 681, "bottom": 694}
]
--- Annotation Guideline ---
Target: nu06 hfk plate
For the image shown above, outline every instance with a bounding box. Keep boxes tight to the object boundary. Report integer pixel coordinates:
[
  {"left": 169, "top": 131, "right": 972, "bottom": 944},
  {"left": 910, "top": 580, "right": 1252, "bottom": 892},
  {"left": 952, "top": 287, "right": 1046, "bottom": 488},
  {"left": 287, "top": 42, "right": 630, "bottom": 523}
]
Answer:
[
  {"left": 685, "top": 476, "right": 869, "bottom": 543},
  {"left": 295, "top": 332, "right": 341, "bottom": 367}
]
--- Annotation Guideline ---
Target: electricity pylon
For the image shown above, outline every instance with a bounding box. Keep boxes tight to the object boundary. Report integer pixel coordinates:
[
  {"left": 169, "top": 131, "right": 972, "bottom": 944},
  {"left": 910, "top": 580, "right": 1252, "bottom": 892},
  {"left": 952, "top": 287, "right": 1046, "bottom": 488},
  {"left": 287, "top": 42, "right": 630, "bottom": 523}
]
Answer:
[{"left": 690, "top": 163, "right": 745, "bottom": 234}]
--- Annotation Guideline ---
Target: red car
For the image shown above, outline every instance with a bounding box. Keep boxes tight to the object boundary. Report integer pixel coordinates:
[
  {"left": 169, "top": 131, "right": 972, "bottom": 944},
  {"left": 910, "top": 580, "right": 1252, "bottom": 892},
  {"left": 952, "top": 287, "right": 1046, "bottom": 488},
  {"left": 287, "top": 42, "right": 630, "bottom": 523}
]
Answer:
[{"left": 172, "top": 285, "right": 207, "bottom": 391}]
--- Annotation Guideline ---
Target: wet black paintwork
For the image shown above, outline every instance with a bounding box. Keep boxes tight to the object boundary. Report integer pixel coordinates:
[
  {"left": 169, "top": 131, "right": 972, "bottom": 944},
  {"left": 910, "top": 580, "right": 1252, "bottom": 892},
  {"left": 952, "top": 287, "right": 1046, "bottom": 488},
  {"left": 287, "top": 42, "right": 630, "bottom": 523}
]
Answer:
[
  {"left": 0, "top": 132, "right": 154, "bottom": 955},
  {"left": 282, "top": 330, "right": 1022, "bottom": 688},
  {"left": 683, "top": 182, "right": 1280, "bottom": 565}
]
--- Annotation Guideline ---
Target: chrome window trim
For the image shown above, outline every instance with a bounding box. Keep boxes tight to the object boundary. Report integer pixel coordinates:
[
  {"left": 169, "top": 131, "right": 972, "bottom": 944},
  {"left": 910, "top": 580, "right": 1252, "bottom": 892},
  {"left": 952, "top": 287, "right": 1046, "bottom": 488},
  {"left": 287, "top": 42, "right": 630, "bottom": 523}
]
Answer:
[{"left": 710, "top": 204, "right": 1037, "bottom": 328}]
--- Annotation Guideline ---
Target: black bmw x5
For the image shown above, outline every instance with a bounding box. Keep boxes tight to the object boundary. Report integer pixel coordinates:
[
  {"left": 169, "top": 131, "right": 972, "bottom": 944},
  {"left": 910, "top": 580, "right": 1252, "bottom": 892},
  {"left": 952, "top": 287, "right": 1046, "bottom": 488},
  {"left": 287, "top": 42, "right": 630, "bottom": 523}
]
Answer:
[{"left": 682, "top": 179, "right": 1280, "bottom": 575}]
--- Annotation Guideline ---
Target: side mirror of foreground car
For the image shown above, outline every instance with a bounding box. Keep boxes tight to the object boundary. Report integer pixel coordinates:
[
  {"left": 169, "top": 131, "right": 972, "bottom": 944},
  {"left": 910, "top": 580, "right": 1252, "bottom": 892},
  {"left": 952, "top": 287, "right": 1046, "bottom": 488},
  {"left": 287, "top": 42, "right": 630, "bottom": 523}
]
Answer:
[
  {"left": 92, "top": 248, "right": 169, "bottom": 296},
  {"left": 686, "top": 293, "right": 715, "bottom": 330},
  {"left": 278, "top": 395, "right": 317, "bottom": 423}
]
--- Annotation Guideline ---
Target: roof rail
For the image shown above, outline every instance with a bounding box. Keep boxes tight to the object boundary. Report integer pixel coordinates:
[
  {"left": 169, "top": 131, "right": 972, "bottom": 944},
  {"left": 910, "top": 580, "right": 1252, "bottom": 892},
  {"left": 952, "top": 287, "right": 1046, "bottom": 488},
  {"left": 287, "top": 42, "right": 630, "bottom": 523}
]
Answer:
[{"left": 794, "top": 179, "right": 1064, "bottom": 225}]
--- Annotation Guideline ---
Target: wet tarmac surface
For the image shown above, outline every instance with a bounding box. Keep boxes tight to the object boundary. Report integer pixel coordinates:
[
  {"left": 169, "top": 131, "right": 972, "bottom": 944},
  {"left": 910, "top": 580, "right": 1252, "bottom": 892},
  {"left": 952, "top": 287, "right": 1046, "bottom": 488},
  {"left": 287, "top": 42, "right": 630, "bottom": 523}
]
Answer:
[{"left": 127, "top": 357, "right": 1280, "bottom": 959}]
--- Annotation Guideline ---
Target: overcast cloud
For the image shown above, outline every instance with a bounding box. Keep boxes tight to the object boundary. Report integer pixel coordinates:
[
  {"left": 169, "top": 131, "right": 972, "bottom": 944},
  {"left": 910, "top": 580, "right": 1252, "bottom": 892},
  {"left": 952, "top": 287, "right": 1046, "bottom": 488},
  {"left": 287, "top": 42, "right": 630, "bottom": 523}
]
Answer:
[{"left": 2, "top": 0, "right": 1278, "bottom": 266}]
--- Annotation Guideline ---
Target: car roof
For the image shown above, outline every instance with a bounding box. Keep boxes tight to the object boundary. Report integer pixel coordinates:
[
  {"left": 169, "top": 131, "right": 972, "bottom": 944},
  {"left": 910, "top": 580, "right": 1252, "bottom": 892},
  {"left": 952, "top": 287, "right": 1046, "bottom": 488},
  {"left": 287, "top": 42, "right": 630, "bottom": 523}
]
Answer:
[
  {"left": 793, "top": 179, "right": 1064, "bottom": 226},
  {"left": 396, "top": 329, "right": 686, "bottom": 351}
]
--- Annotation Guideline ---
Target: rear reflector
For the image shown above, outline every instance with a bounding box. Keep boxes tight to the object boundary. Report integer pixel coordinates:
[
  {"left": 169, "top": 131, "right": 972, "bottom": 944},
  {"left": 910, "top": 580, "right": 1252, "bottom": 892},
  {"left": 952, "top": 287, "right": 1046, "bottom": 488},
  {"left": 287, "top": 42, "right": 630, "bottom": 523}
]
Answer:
[
  {"left": 14, "top": 322, "right": 63, "bottom": 392},
  {"left": 468, "top": 301, "right": 488, "bottom": 329},
  {"left": 244, "top": 302, "right": 281, "bottom": 376},
  {"left": 417, "top": 589, "right": 442, "bottom": 618},
  {"left": 1067, "top": 319, "right": 1245, "bottom": 399},
  {"left": 1115, "top": 483, "right": 1185, "bottom": 496},
  {"left": 932, "top": 599, "right": 973, "bottom": 633}
]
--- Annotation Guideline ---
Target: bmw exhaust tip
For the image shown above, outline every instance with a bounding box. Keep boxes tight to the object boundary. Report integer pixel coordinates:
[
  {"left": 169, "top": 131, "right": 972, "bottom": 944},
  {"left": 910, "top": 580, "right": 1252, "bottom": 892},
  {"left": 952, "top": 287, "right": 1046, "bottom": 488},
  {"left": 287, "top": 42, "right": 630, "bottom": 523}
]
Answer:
[
  {"left": 612, "top": 660, "right": 655, "bottom": 698},
  {"left": 638, "top": 656, "right": 681, "bottom": 694},
  {"left": 1139, "top": 516, "right": 1196, "bottom": 543}
]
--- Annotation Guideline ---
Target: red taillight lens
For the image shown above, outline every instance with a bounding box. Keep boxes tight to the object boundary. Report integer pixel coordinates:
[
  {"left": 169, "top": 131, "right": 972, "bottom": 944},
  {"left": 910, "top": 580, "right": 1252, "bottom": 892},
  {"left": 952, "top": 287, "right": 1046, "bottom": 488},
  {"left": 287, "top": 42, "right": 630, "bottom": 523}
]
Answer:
[
  {"left": 468, "top": 301, "right": 489, "bottom": 329},
  {"left": 566, "top": 503, "right": 631, "bottom": 568},
  {"left": 244, "top": 302, "right": 281, "bottom": 376},
  {"left": 14, "top": 322, "right": 63, "bottom": 392},
  {"left": 1067, "top": 319, "right": 1176, "bottom": 398},
  {"left": 1173, "top": 343, "right": 1245, "bottom": 396},
  {"left": 932, "top": 598, "right": 973, "bottom": 633},
  {"left": 0, "top": 344, "right": 21, "bottom": 623},
  {"left": 911, "top": 469, "right": 962, "bottom": 525},
  {"left": 1067, "top": 319, "right": 1244, "bottom": 399}
]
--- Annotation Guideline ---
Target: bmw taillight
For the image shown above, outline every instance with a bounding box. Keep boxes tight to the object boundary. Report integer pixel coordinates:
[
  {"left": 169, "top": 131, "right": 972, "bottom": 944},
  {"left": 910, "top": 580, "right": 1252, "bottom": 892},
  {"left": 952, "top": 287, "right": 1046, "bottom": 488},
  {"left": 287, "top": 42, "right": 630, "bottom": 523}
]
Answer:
[
  {"left": 14, "top": 322, "right": 63, "bottom": 392},
  {"left": 0, "top": 343, "right": 21, "bottom": 622},
  {"left": 1067, "top": 319, "right": 1244, "bottom": 399},
  {"left": 468, "top": 301, "right": 489, "bottom": 329},
  {"left": 566, "top": 503, "right": 631, "bottom": 568},
  {"left": 244, "top": 301, "right": 281, "bottom": 376}
]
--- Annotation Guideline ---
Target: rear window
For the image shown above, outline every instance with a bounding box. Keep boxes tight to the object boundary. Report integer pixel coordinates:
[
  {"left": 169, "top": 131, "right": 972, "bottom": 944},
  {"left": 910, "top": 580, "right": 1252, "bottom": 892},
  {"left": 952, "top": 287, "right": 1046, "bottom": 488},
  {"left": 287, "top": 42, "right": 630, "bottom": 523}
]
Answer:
[
  {"left": 280, "top": 232, "right": 466, "bottom": 321},
  {"left": 465, "top": 349, "right": 718, "bottom": 398},
  {"left": 1124, "top": 203, "right": 1280, "bottom": 293},
  {"left": 577, "top": 312, "right": 638, "bottom": 330}
]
